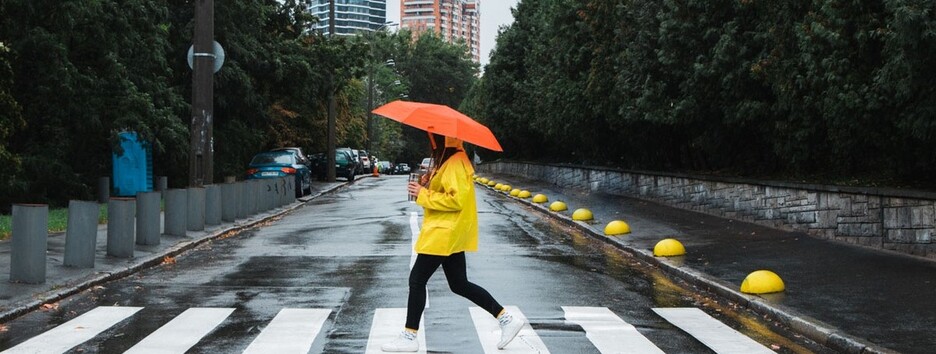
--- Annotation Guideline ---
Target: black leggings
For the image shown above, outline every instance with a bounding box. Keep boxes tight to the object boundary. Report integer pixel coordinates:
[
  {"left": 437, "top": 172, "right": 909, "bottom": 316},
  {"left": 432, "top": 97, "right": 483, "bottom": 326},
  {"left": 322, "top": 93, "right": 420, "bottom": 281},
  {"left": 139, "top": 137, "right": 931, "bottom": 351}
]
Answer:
[{"left": 405, "top": 252, "right": 503, "bottom": 330}]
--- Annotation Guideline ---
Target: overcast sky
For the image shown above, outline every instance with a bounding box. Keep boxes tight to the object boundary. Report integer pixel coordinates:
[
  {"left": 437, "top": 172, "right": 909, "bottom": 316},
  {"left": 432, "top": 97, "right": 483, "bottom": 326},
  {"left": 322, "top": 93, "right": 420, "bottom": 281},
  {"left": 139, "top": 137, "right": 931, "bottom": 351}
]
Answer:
[{"left": 386, "top": 0, "right": 520, "bottom": 68}]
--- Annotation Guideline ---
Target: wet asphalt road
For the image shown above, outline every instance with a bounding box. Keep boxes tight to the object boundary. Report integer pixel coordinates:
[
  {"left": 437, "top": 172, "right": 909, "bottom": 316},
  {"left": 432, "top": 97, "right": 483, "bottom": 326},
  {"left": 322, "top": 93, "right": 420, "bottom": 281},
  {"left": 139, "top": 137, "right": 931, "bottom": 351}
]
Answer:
[{"left": 0, "top": 176, "right": 827, "bottom": 353}]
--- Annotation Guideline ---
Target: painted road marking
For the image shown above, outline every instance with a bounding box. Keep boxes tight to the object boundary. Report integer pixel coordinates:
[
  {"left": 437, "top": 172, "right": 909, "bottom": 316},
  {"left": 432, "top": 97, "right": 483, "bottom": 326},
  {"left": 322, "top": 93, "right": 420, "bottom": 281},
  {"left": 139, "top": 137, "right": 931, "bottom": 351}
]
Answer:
[
  {"left": 365, "top": 308, "right": 426, "bottom": 354},
  {"left": 563, "top": 306, "right": 665, "bottom": 354},
  {"left": 652, "top": 307, "right": 775, "bottom": 354},
  {"left": 3, "top": 306, "right": 782, "bottom": 353},
  {"left": 242, "top": 308, "right": 331, "bottom": 354},
  {"left": 124, "top": 307, "right": 235, "bottom": 354},
  {"left": 1, "top": 306, "right": 142, "bottom": 354},
  {"left": 470, "top": 306, "right": 549, "bottom": 353}
]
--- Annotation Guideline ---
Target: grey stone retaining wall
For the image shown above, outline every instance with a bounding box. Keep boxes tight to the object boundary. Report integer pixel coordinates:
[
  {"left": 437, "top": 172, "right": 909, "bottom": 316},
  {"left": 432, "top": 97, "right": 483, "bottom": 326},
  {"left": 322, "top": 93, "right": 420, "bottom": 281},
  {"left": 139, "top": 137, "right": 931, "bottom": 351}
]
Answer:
[{"left": 478, "top": 161, "right": 936, "bottom": 259}]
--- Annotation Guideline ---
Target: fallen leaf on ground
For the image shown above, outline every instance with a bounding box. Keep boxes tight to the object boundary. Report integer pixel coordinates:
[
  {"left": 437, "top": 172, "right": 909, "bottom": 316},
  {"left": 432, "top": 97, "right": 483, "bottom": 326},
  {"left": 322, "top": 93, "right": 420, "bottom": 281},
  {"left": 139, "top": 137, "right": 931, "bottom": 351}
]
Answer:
[
  {"left": 162, "top": 256, "right": 176, "bottom": 265},
  {"left": 40, "top": 303, "right": 59, "bottom": 311}
]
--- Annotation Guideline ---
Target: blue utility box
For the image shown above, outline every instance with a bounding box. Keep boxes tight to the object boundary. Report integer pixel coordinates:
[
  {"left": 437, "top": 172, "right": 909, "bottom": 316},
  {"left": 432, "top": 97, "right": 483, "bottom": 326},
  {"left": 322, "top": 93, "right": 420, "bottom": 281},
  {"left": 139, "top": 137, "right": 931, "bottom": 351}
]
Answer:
[{"left": 112, "top": 131, "right": 153, "bottom": 196}]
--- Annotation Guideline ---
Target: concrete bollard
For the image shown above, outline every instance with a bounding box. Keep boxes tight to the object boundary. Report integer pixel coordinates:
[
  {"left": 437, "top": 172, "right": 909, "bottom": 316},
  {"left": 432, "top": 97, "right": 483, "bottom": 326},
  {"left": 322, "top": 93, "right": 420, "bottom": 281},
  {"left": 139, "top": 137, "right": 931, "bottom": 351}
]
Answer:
[
  {"left": 136, "top": 191, "right": 161, "bottom": 246},
  {"left": 64, "top": 200, "right": 100, "bottom": 268},
  {"left": 187, "top": 187, "right": 205, "bottom": 231},
  {"left": 106, "top": 198, "right": 135, "bottom": 258},
  {"left": 221, "top": 183, "right": 238, "bottom": 222},
  {"left": 247, "top": 180, "right": 258, "bottom": 215},
  {"left": 257, "top": 179, "right": 270, "bottom": 213},
  {"left": 275, "top": 178, "right": 285, "bottom": 207},
  {"left": 156, "top": 176, "right": 168, "bottom": 194},
  {"left": 164, "top": 189, "right": 187, "bottom": 236},
  {"left": 254, "top": 179, "right": 263, "bottom": 213},
  {"left": 290, "top": 178, "right": 297, "bottom": 204},
  {"left": 98, "top": 177, "right": 110, "bottom": 204},
  {"left": 205, "top": 185, "right": 222, "bottom": 226},
  {"left": 265, "top": 179, "right": 275, "bottom": 211},
  {"left": 289, "top": 177, "right": 297, "bottom": 204},
  {"left": 285, "top": 177, "right": 292, "bottom": 205},
  {"left": 10, "top": 204, "right": 48, "bottom": 283},
  {"left": 236, "top": 181, "right": 248, "bottom": 219}
]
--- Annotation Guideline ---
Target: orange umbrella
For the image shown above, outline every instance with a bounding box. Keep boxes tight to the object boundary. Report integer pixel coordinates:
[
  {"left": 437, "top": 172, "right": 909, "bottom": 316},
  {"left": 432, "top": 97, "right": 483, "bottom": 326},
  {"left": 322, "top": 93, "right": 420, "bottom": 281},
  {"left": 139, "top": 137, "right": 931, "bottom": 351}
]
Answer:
[{"left": 372, "top": 100, "right": 503, "bottom": 152}]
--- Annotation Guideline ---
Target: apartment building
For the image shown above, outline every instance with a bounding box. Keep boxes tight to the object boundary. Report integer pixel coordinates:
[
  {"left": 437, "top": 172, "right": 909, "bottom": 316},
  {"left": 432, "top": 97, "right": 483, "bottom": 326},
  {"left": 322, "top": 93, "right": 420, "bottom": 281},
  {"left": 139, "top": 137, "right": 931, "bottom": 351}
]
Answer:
[
  {"left": 309, "top": 0, "right": 389, "bottom": 35},
  {"left": 400, "top": 0, "right": 481, "bottom": 62}
]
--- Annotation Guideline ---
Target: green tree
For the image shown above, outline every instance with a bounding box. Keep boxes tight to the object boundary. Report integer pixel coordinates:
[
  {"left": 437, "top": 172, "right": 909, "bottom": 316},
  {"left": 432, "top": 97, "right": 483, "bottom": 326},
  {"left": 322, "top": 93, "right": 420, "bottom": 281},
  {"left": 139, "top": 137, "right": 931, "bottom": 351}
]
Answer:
[
  {"left": 2, "top": 0, "right": 187, "bottom": 205},
  {"left": 0, "top": 40, "right": 26, "bottom": 210}
]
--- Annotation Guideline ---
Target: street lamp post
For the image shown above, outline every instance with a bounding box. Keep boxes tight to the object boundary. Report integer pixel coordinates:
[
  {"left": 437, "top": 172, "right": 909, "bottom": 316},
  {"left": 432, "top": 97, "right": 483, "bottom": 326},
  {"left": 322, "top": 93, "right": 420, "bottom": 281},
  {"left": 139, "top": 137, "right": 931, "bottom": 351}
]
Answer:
[
  {"left": 326, "top": 0, "right": 337, "bottom": 182},
  {"left": 366, "top": 22, "right": 397, "bottom": 158}
]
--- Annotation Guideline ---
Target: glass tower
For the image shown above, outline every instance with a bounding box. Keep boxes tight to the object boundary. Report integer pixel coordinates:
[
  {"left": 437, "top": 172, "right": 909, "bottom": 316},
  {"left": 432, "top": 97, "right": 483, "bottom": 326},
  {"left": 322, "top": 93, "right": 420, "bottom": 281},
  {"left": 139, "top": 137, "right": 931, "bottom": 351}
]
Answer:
[{"left": 309, "top": 0, "right": 389, "bottom": 35}]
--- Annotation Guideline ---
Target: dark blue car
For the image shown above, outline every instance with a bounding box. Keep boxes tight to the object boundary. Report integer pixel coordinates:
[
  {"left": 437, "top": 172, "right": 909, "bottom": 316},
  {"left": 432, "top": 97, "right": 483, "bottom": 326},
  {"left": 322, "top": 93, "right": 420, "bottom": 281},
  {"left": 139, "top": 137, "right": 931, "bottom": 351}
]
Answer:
[{"left": 246, "top": 151, "right": 312, "bottom": 197}]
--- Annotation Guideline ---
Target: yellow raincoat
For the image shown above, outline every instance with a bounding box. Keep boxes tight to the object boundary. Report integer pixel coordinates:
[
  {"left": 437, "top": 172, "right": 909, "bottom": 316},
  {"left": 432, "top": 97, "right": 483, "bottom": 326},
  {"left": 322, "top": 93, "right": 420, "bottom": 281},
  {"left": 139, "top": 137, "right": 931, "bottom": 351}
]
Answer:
[{"left": 414, "top": 140, "right": 478, "bottom": 256}]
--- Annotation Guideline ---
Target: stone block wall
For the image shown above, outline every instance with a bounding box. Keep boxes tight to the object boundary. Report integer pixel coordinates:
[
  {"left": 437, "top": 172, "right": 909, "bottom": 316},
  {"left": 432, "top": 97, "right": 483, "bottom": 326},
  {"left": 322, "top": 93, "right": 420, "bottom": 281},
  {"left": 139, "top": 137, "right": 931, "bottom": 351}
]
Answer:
[{"left": 479, "top": 161, "right": 936, "bottom": 259}]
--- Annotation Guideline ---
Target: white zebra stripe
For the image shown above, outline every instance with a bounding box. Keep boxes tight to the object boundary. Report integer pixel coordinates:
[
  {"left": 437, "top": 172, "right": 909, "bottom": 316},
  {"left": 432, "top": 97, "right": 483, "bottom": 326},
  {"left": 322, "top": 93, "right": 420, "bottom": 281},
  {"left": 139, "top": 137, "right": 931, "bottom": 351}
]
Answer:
[
  {"left": 563, "top": 306, "right": 665, "bottom": 354},
  {"left": 124, "top": 307, "right": 235, "bottom": 354},
  {"left": 469, "top": 306, "right": 549, "bottom": 353},
  {"left": 242, "top": 308, "right": 331, "bottom": 354},
  {"left": 364, "top": 308, "right": 426, "bottom": 354},
  {"left": 652, "top": 307, "right": 775, "bottom": 354},
  {"left": 1, "top": 306, "right": 142, "bottom": 354}
]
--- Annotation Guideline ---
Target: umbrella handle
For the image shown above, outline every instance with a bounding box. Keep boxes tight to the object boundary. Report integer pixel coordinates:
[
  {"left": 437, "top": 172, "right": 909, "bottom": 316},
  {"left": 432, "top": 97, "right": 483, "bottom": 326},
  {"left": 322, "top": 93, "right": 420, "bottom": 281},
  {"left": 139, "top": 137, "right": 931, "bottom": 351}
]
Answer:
[{"left": 428, "top": 131, "right": 437, "bottom": 150}]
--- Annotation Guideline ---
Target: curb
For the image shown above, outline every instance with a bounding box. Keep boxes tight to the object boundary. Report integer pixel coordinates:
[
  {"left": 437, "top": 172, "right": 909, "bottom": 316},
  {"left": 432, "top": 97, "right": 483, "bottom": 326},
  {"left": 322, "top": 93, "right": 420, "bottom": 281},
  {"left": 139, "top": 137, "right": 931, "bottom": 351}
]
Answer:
[
  {"left": 479, "top": 183, "right": 897, "bottom": 354},
  {"left": 0, "top": 181, "right": 351, "bottom": 323}
]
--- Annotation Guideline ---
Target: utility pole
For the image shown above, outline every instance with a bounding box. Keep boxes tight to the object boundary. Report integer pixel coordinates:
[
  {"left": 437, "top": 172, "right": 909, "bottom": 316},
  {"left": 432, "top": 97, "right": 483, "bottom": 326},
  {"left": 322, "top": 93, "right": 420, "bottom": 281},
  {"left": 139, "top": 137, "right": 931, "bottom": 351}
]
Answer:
[
  {"left": 366, "top": 61, "right": 375, "bottom": 155},
  {"left": 326, "top": 0, "right": 337, "bottom": 182},
  {"left": 190, "top": 0, "right": 214, "bottom": 187}
]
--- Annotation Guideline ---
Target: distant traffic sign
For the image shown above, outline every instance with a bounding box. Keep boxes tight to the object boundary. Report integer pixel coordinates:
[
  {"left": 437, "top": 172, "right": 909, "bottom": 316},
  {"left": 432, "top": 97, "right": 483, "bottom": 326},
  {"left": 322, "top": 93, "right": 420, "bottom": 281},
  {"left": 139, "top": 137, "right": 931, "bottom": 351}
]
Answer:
[{"left": 187, "top": 40, "right": 225, "bottom": 73}]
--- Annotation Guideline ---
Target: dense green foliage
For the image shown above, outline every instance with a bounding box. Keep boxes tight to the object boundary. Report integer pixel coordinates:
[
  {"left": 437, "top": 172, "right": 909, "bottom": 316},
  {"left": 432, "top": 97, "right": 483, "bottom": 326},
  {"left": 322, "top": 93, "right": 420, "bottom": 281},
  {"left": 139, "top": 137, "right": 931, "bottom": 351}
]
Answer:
[
  {"left": 467, "top": 0, "right": 936, "bottom": 186},
  {"left": 0, "top": 1, "right": 478, "bottom": 211}
]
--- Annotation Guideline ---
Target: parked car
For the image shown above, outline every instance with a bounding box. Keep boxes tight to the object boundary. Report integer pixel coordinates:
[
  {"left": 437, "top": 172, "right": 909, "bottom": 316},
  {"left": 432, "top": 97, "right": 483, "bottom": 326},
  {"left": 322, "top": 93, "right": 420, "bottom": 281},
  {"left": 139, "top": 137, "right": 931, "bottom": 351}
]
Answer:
[
  {"left": 394, "top": 162, "right": 411, "bottom": 175},
  {"left": 270, "top": 147, "right": 311, "bottom": 167},
  {"left": 358, "top": 150, "right": 375, "bottom": 173},
  {"left": 338, "top": 147, "right": 362, "bottom": 175},
  {"left": 309, "top": 150, "right": 356, "bottom": 182},
  {"left": 360, "top": 155, "right": 371, "bottom": 172},
  {"left": 419, "top": 157, "right": 433, "bottom": 173},
  {"left": 376, "top": 161, "right": 392, "bottom": 174},
  {"left": 246, "top": 151, "right": 311, "bottom": 197}
]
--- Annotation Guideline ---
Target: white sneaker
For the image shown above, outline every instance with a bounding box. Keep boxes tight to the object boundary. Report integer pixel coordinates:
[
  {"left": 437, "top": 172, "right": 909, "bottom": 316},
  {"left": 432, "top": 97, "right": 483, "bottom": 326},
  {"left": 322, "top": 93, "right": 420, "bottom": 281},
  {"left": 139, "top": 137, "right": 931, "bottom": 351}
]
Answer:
[
  {"left": 497, "top": 312, "right": 524, "bottom": 349},
  {"left": 381, "top": 330, "right": 419, "bottom": 352}
]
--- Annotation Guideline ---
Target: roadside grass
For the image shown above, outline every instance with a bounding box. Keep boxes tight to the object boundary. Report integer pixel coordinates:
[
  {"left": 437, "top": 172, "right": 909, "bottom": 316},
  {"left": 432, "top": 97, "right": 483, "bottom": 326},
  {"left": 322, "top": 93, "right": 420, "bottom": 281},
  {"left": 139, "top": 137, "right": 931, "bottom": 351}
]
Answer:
[{"left": 0, "top": 204, "right": 109, "bottom": 241}]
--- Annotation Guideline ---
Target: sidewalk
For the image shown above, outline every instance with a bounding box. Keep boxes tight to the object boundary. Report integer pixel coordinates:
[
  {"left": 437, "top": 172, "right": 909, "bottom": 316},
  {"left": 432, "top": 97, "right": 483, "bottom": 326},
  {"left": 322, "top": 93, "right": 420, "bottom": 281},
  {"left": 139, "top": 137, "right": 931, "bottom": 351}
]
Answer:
[
  {"left": 476, "top": 173, "right": 932, "bottom": 354},
  {"left": 0, "top": 180, "right": 347, "bottom": 323}
]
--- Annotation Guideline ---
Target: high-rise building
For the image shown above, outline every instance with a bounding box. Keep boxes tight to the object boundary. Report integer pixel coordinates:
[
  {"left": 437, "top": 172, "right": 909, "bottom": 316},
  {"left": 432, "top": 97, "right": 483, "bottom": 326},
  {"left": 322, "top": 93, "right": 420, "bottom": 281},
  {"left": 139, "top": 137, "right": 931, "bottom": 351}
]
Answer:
[
  {"left": 400, "top": 0, "right": 481, "bottom": 63},
  {"left": 309, "top": 0, "right": 389, "bottom": 35}
]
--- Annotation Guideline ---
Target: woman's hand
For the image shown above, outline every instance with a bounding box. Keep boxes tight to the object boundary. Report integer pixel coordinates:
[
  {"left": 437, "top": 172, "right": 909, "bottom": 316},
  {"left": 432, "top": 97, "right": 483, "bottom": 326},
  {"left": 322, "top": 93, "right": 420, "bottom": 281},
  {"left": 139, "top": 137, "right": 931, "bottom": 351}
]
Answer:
[{"left": 407, "top": 181, "right": 424, "bottom": 199}]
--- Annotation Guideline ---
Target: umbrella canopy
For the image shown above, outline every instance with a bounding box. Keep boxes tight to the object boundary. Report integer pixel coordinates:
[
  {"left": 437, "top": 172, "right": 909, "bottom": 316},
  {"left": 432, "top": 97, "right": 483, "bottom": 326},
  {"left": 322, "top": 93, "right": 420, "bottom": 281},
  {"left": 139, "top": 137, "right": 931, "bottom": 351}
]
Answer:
[{"left": 372, "top": 100, "right": 503, "bottom": 152}]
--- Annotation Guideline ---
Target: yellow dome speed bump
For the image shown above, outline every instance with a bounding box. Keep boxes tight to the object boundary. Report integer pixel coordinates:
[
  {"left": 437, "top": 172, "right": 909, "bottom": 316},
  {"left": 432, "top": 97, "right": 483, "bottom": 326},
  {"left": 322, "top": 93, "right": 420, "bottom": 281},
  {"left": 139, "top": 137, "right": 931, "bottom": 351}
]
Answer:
[
  {"left": 740, "top": 270, "right": 785, "bottom": 294},
  {"left": 549, "top": 201, "right": 568, "bottom": 212},
  {"left": 653, "top": 238, "right": 686, "bottom": 257},
  {"left": 486, "top": 180, "right": 497, "bottom": 187},
  {"left": 509, "top": 189, "right": 521, "bottom": 197},
  {"left": 478, "top": 177, "right": 489, "bottom": 184},
  {"left": 604, "top": 220, "right": 631, "bottom": 235},
  {"left": 532, "top": 194, "right": 548, "bottom": 203},
  {"left": 501, "top": 184, "right": 512, "bottom": 192},
  {"left": 518, "top": 190, "right": 532, "bottom": 198},
  {"left": 572, "top": 208, "right": 593, "bottom": 221},
  {"left": 494, "top": 183, "right": 504, "bottom": 190}
]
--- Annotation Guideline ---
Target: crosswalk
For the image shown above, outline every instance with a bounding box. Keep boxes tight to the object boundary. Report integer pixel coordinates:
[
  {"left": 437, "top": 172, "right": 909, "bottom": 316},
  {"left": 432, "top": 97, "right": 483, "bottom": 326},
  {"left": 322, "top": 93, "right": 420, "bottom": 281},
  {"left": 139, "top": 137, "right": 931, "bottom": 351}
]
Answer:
[{"left": 1, "top": 305, "right": 774, "bottom": 354}]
